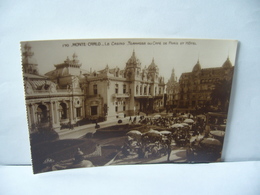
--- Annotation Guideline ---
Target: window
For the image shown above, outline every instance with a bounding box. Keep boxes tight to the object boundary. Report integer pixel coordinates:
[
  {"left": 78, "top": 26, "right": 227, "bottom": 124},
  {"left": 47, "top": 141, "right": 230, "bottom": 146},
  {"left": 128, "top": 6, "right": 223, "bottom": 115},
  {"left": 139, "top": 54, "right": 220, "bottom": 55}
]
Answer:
[
  {"left": 136, "top": 85, "right": 138, "bottom": 94},
  {"left": 115, "top": 106, "right": 118, "bottom": 112},
  {"left": 140, "top": 85, "right": 142, "bottom": 95},
  {"left": 76, "top": 108, "right": 81, "bottom": 117},
  {"left": 144, "top": 86, "right": 147, "bottom": 95},
  {"left": 115, "top": 84, "right": 118, "bottom": 94},
  {"left": 123, "top": 84, "right": 126, "bottom": 94},
  {"left": 91, "top": 106, "right": 98, "bottom": 115},
  {"left": 93, "top": 84, "right": 98, "bottom": 95},
  {"left": 59, "top": 103, "right": 67, "bottom": 119}
]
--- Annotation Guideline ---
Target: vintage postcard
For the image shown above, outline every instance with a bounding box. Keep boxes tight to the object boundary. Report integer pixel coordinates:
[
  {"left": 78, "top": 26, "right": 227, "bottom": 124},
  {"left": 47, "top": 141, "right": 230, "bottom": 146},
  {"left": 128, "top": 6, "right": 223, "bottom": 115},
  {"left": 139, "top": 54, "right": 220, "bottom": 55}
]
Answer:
[{"left": 21, "top": 38, "right": 238, "bottom": 173}]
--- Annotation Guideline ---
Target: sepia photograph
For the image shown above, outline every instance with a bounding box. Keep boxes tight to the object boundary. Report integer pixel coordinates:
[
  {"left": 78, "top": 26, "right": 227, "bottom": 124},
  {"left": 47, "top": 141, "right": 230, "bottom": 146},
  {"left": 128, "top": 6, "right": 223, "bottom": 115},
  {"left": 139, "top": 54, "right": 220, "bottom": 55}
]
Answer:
[{"left": 21, "top": 38, "right": 238, "bottom": 174}]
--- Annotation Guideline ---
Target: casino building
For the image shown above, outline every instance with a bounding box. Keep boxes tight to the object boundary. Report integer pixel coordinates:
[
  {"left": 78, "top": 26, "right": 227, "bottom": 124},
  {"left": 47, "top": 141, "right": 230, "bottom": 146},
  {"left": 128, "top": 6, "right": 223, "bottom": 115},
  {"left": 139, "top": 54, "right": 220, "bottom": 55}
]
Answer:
[
  {"left": 23, "top": 43, "right": 88, "bottom": 133},
  {"left": 85, "top": 51, "right": 165, "bottom": 120},
  {"left": 22, "top": 43, "right": 165, "bottom": 133}
]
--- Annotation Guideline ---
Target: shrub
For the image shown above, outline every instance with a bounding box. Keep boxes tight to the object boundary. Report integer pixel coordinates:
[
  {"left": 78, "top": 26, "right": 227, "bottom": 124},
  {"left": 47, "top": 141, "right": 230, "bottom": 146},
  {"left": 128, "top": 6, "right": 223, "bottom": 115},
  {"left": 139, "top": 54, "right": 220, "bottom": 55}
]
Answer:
[{"left": 30, "top": 130, "right": 59, "bottom": 145}]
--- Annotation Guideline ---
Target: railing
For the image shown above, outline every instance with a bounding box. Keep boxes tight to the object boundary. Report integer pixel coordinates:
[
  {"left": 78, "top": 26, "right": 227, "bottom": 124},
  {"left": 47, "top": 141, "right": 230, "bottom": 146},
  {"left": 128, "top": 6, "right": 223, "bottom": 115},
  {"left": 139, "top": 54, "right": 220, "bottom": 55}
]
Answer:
[
  {"left": 113, "top": 93, "right": 130, "bottom": 98},
  {"left": 31, "top": 88, "right": 83, "bottom": 95}
]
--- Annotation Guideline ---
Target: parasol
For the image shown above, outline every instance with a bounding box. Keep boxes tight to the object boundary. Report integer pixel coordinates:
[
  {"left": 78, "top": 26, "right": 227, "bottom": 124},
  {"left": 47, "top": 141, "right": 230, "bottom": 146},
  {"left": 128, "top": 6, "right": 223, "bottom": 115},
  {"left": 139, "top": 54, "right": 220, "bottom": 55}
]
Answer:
[
  {"left": 200, "top": 138, "right": 222, "bottom": 149},
  {"left": 126, "top": 130, "right": 142, "bottom": 139},
  {"left": 171, "top": 124, "right": 184, "bottom": 128},
  {"left": 153, "top": 114, "right": 161, "bottom": 119},
  {"left": 180, "top": 114, "right": 188, "bottom": 118},
  {"left": 143, "top": 129, "right": 162, "bottom": 137},
  {"left": 183, "top": 118, "right": 195, "bottom": 124},
  {"left": 160, "top": 130, "right": 172, "bottom": 135},
  {"left": 210, "top": 130, "right": 225, "bottom": 142}
]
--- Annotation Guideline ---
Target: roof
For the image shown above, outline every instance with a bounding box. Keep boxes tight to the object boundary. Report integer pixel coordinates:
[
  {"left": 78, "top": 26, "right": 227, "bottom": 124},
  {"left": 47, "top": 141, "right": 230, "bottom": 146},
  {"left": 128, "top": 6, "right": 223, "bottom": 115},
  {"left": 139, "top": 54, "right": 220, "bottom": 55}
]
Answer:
[
  {"left": 148, "top": 58, "right": 159, "bottom": 72},
  {"left": 23, "top": 73, "right": 47, "bottom": 79},
  {"left": 126, "top": 50, "right": 141, "bottom": 67},
  {"left": 28, "top": 79, "right": 55, "bottom": 90},
  {"left": 222, "top": 57, "right": 233, "bottom": 68},
  {"left": 192, "top": 60, "right": 201, "bottom": 72}
]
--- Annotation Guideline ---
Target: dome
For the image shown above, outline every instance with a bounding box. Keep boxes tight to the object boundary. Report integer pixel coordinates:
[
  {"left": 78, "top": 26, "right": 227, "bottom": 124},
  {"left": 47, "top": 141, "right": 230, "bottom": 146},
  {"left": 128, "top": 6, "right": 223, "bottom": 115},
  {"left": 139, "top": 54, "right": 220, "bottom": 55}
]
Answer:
[
  {"left": 222, "top": 57, "right": 232, "bottom": 68},
  {"left": 192, "top": 60, "right": 201, "bottom": 72},
  {"left": 126, "top": 50, "right": 141, "bottom": 67},
  {"left": 148, "top": 58, "right": 159, "bottom": 72}
]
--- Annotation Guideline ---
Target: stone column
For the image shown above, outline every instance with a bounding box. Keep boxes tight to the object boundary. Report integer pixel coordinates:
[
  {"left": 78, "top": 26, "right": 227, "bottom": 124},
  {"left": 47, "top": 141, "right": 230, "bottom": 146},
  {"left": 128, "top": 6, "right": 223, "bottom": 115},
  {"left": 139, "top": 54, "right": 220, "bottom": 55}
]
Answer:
[
  {"left": 31, "top": 104, "right": 37, "bottom": 124},
  {"left": 69, "top": 99, "right": 73, "bottom": 123},
  {"left": 26, "top": 104, "right": 32, "bottom": 130},
  {"left": 54, "top": 101, "right": 58, "bottom": 124},
  {"left": 50, "top": 101, "right": 55, "bottom": 126},
  {"left": 82, "top": 98, "right": 85, "bottom": 118}
]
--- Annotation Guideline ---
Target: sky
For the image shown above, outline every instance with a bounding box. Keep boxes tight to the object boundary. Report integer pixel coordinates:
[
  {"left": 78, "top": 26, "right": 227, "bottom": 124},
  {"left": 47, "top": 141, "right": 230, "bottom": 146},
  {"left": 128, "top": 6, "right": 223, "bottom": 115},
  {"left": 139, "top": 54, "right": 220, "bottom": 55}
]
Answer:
[{"left": 21, "top": 38, "right": 238, "bottom": 81}]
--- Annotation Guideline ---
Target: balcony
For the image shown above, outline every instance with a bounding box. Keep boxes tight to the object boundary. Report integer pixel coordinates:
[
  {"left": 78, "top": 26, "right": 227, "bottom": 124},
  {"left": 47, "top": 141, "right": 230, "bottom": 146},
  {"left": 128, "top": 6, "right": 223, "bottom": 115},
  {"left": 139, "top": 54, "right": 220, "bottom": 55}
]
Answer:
[
  {"left": 113, "top": 93, "right": 130, "bottom": 98},
  {"left": 154, "top": 94, "right": 164, "bottom": 99}
]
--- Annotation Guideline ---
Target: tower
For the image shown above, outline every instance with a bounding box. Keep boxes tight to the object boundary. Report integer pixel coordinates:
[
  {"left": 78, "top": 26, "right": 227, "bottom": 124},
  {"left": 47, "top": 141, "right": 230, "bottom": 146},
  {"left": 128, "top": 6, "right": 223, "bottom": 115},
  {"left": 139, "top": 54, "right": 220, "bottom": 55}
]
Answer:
[
  {"left": 125, "top": 50, "right": 141, "bottom": 80},
  {"left": 22, "top": 43, "right": 39, "bottom": 75},
  {"left": 125, "top": 50, "right": 142, "bottom": 115}
]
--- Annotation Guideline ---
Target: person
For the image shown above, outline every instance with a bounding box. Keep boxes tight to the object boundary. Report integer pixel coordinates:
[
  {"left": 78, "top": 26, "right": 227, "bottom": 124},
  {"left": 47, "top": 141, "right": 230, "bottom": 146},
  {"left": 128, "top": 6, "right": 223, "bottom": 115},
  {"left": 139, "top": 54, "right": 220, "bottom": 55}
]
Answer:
[
  {"left": 166, "top": 140, "right": 172, "bottom": 161},
  {"left": 133, "top": 117, "right": 136, "bottom": 124},
  {"left": 40, "top": 158, "right": 57, "bottom": 172},
  {"left": 69, "top": 148, "right": 94, "bottom": 168},
  {"left": 95, "top": 121, "right": 100, "bottom": 128},
  {"left": 151, "top": 144, "right": 159, "bottom": 157},
  {"left": 122, "top": 137, "right": 132, "bottom": 157}
]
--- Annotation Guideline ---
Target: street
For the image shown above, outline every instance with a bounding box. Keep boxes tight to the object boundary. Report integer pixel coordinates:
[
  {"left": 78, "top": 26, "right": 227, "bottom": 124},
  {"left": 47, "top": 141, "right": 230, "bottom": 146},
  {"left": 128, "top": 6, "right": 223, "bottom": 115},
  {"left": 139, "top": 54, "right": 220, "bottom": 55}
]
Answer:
[{"left": 58, "top": 117, "right": 126, "bottom": 139}]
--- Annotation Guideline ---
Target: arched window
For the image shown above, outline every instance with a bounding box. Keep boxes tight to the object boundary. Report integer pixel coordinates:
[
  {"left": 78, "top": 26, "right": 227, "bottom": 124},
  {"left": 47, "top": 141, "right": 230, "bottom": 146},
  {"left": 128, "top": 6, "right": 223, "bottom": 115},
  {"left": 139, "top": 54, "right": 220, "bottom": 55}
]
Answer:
[
  {"left": 37, "top": 105, "right": 48, "bottom": 123},
  {"left": 136, "top": 85, "right": 139, "bottom": 94}
]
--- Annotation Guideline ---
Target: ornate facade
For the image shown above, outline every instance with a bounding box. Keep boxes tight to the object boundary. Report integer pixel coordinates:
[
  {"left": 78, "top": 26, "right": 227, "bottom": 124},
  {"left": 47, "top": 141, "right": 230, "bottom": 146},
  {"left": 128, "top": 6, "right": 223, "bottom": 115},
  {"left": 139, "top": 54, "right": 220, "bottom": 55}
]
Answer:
[
  {"left": 23, "top": 43, "right": 87, "bottom": 133},
  {"left": 85, "top": 51, "right": 165, "bottom": 119},
  {"left": 166, "top": 68, "right": 179, "bottom": 112},
  {"left": 177, "top": 58, "right": 234, "bottom": 113},
  {"left": 22, "top": 44, "right": 165, "bottom": 133}
]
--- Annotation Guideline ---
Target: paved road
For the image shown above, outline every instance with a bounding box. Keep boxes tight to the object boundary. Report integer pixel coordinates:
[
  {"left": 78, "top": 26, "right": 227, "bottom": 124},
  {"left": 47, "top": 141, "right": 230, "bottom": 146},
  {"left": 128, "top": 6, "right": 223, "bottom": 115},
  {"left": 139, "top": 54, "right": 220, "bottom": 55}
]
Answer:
[{"left": 58, "top": 118, "right": 130, "bottom": 139}]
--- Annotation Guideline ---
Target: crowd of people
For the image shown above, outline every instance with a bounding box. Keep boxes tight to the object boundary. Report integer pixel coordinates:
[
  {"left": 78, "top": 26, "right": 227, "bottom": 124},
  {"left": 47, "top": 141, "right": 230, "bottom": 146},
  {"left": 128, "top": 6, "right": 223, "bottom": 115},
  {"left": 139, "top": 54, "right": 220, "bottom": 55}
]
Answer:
[{"left": 120, "top": 113, "right": 209, "bottom": 162}]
